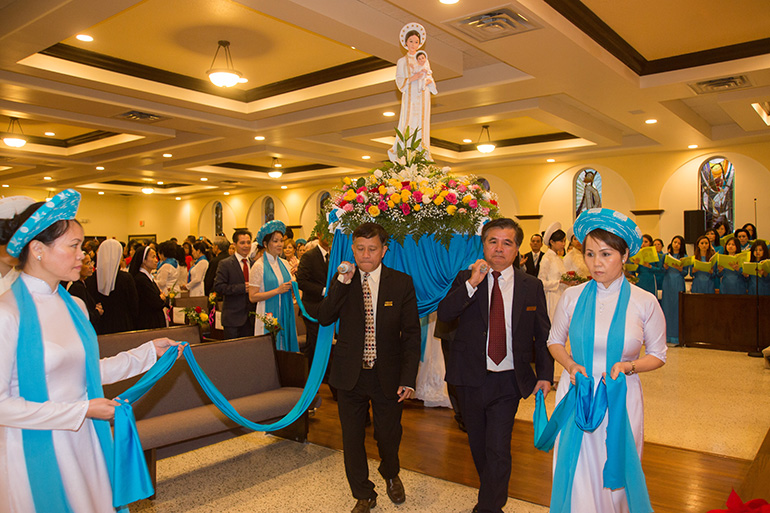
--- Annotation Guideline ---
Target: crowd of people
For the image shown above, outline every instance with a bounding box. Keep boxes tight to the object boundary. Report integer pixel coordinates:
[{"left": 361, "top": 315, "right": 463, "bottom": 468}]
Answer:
[{"left": 0, "top": 189, "right": 764, "bottom": 513}]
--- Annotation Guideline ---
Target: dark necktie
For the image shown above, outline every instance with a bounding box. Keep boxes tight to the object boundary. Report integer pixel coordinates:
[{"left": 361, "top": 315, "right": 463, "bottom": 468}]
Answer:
[
  {"left": 488, "top": 271, "right": 506, "bottom": 365},
  {"left": 362, "top": 273, "right": 376, "bottom": 367},
  {"left": 242, "top": 258, "right": 249, "bottom": 282}
]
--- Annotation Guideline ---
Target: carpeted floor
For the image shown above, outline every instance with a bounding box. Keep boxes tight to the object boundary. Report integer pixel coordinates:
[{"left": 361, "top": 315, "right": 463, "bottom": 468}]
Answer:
[{"left": 130, "top": 432, "right": 548, "bottom": 513}]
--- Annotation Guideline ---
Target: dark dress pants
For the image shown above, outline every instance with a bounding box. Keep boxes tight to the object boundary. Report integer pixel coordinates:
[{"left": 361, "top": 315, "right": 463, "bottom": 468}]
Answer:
[
  {"left": 302, "top": 318, "right": 319, "bottom": 368},
  {"left": 223, "top": 320, "right": 253, "bottom": 340},
  {"left": 337, "top": 366, "right": 403, "bottom": 500},
  {"left": 456, "top": 370, "right": 521, "bottom": 513}
]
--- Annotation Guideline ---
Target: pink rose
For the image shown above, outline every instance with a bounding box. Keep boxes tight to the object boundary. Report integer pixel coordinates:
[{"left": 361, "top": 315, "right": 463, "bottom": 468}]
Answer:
[
  {"left": 413, "top": 190, "right": 423, "bottom": 203},
  {"left": 378, "top": 200, "right": 388, "bottom": 211},
  {"left": 356, "top": 194, "right": 365, "bottom": 203},
  {"left": 343, "top": 203, "right": 353, "bottom": 212},
  {"left": 448, "top": 179, "right": 457, "bottom": 187},
  {"left": 458, "top": 184, "right": 467, "bottom": 193},
  {"left": 480, "top": 207, "right": 490, "bottom": 215},
  {"left": 445, "top": 192, "right": 458, "bottom": 204},
  {"left": 400, "top": 203, "right": 411, "bottom": 215},
  {"left": 356, "top": 186, "right": 367, "bottom": 193},
  {"left": 469, "top": 199, "right": 478, "bottom": 208}
]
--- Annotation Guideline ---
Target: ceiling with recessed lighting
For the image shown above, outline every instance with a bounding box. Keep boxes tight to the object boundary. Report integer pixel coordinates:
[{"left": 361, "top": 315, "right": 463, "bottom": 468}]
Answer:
[{"left": 0, "top": 0, "right": 769, "bottom": 197}]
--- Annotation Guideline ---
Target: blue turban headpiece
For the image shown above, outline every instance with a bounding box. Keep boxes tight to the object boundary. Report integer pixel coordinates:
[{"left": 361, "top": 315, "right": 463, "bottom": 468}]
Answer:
[
  {"left": 256, "top": 220, "right": 286, "bottom": 246},
  {"left": 573, "top": 208, "right": 642, "bottom": 255},
  {"left": 6, "top": 189, "right": 81, "bottom": 257}
]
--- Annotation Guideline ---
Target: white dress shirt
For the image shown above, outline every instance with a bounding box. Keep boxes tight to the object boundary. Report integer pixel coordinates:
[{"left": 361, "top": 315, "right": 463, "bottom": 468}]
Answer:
[{"left": 466, "top": 265, "right": 516, "bottom": 371}]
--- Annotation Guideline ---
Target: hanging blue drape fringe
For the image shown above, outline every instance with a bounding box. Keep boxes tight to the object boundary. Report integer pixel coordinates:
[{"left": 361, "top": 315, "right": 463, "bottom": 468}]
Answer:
[{"left": 531, "top": 278, "right": 652, "bottom": 513}]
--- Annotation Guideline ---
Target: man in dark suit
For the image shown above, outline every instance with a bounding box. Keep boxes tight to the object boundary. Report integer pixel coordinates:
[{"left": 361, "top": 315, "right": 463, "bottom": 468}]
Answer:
[
  {"left": 213, "top": 229, "right": 255, "bottom": 339},
  {"left": 438, "top": 218, "right": 553, "bottom": 513},
  {"left": 519, "top": 232, "right": 545, "bottom": 278},
  {"left": 204, "top": 236, "right": 230, "bottom": 296},
  {"left": 318, "top": 223, "right": 420, "bottom": 513},
  {"left": 296, "top": 234, "right": 331, "bottom": 368}
]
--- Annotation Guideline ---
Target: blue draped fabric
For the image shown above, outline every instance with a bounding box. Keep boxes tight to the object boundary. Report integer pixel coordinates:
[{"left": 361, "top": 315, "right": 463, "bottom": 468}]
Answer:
[
  {"left": 533, "top": 279, "right": 652, "bottom": 513},
  {"left": 262, "top": 253, "right": 299, "bottom": 352}
]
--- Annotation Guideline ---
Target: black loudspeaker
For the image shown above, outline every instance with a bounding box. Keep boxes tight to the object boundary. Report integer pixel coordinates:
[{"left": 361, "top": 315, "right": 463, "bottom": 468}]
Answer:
[{"left": 684, "top": 210, "right": 706, "bottom": 244}]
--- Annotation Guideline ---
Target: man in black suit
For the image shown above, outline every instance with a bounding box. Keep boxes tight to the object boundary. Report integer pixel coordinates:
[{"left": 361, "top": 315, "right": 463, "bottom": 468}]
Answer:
[
  {"left": 204, "top": 236, "right": 230, "bottom": 296},
  {"left": 296, "top": 234, "right": 331, "bottom": 368},
  {"left": 318, "top": 223, "right": 420, "bottom": 513},
  {"left": 519, "top": 232, "right": 545, "bottom": 278},
  {"left": 438, "top": 218, "right": 553, "bottom": 513},
  {"left": 213, "top": 229, "right": 255, "bottom": 339}
]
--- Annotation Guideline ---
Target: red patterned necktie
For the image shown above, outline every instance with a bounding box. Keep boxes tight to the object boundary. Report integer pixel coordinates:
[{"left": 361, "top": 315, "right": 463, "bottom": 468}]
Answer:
[
  {"left": 488, "top": 271, "right": 507, "bottom": 365},
  {"left": 242, "top": 258, "right": 249, "bottom": 282}
]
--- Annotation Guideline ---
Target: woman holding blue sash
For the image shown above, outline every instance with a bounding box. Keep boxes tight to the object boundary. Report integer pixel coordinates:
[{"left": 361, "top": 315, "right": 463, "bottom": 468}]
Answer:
[
  {"left": 248, "top": 220, "right": 299, "bottom": 351},
  {"left": 0, "top": 189, "right": 181, "bottom": 512},
  {"left": 545, "top": 208, "right": 666, "bottom": 513}
]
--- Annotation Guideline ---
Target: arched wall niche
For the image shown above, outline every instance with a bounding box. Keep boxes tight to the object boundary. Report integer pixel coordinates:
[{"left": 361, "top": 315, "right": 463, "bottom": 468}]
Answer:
[{"left": 197, "top": 200, "right": 236, "bottom": 240}]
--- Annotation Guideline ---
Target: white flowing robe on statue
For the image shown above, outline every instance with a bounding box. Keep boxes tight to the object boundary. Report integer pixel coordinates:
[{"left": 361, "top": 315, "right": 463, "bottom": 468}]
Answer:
[
  {"left": 547, "top": 276, "right": 666, "bottom": 513},
  {"left": 388, "top": 53, "right": 435, "bottom": 161},
  {"left": 249, "top": 253, "right": 294, "bottom": 336},
  {"left": 538, "top": 248, "right": 568, "bottom": 320},
  {"left": 0, "top": 273, "right": 157, "bottom": 513}
]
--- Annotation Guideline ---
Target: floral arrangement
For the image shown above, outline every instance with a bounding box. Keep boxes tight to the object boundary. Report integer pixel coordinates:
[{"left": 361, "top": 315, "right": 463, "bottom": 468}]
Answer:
[
  {"left": 254, "top": 312, "right": 282, "bottom": 336},
  {"left": 561, "top": 271, "right": 591, "bottom": 285},
  {"left": 208, "top": 291, "right": 219, "bottom": 307},
  {"left": 706, "top": 489, "right": 769, "bottom": 513},
  {"left": 182, "top": 306, "right": 209, "bottom": 327},
  {"left": 321, "top": 129, "right": 500, "bottom": 247}
]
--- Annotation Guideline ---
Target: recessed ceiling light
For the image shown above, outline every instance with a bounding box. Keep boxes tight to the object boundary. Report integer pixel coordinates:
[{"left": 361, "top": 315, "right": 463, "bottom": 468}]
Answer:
[
  {"left": 200, "top": 177, "right": 208, "bottom": 181},
  {"left": 440, "top": 0, "right": 459, "bottom": 4},
  {"left": 44, "top": 132, "right": 56, "bottom": 137},
  {"left": 98, "top": 191, "right": 104, "bottom": 195},
  {"left": 281, "top": 185, "right": 288, "bottom": 189},
  {"left": 546, "top": 158, "right": 555, "bottom": 163},
  {"left": 43, "top": 176, "right": 52, "bottom": 180},
  {"left": 362, "top": 155, "right": 371, "bottom": 160},
  {"left": 224, "top": 192, "right": 230, "bottom": 196},
  {"left": 1, "top": 184, "right": 9, "bottom": 188},
  {"left": 383, "top": 111, "right": 395, "bottom": 117},
  {"left": 157, "top": 181, "right": 164, "bottom": 185},
  {"left": 141, "top": 187, "right": 154, "bottom": 195},
  {"left": 175, "top": 197, "right": 181, "bottom": 201},
  {"left": 645, "top": 119, "right": 657, "bottom": 124},
  {"left": 254, "top": 136, "right": 265, "bottom": 141},
  {"left": 351, "top": 46, "right": 356, "bottom": 50},
  {"left": 462, "top": 138, "right": 472, "bottom": 143},
  {"left": 162, "top": 153, "right": 172, "bottom": 158},
  {"left": 688, "top": 144, "right": 699, "bottom": 149},
  {"left": 76, "top": 34, "right": 93, "bottom": 42},
  {"left": 96, "top": 166, "right": 104, "bottom": 170}
]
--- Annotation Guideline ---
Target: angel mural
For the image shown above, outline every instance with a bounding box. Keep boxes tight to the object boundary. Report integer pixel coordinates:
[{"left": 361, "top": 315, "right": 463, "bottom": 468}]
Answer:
[{"left": 388, "top": 23, "right": 438, "bottom": 162}]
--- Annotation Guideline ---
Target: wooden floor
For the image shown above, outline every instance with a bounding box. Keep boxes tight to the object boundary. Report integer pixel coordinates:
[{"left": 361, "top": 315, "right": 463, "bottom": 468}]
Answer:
[{"left": 307, "top": 386, "right": 751, "bottom": 513}]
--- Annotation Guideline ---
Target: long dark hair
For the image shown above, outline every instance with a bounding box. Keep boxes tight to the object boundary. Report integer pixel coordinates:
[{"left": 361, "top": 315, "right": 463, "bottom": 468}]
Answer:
[
  {"left": 694, "top": 235, "right": 715, "bottom": 261},
  {"left": 750, "top": 240, "right": 768, "bottom": 262},
  {"left": 668, "top": 235, "right": 686, "bottom": 259}
]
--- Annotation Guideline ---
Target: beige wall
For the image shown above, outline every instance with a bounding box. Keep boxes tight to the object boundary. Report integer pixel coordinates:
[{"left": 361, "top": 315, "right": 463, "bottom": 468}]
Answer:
[{"left": 5, "top": 140, "right": 767, "bottom": 246}]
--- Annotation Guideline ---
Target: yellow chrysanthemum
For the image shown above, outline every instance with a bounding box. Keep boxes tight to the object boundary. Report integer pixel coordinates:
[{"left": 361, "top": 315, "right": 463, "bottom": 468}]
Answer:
[
  {"left": 343, "top": 189, "right": 356, "bottom": 201},
  {"left": 401, "top": 189, "right": 412, "bottom": 201},
  {"left": 343, "top": 177, "right": 352, "bottom": 185},
  {"left": 433, "top": 196, "right": 444, "bottom": 206},
  {"left": 414, "top": 204, "right": 421, "bottom": 211},
  {"left": 391, "top": 193, "right": 402, "bottom": 204},
  {"left": 379, "top": 185, "right": 387, "bottom": 195},
  {"left": 447, "top": 205, "right": 458, "bottom": 215},
  {"left": 463, "top": 194, "right": 473, "bottom": 204},
  {"left": 199, "top": 313, "right": 209, "bottom": 322},
  {"left": 388, "top": 200, "right": 395, "bottom": 208},
  {"left": 368, "top": 205, "right": 381, "bottom": 217}
]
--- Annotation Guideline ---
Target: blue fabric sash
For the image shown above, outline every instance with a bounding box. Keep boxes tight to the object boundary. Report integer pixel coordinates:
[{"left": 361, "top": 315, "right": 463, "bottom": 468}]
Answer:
[
  {"left": 158, "top": 258, "right": 178, "bottom": 270},
  {"left": 533, "top": 279, "right": 652, "bottom": 513},
  {"left": 262, "top": 254, "right": 298, "bottom": 352}
]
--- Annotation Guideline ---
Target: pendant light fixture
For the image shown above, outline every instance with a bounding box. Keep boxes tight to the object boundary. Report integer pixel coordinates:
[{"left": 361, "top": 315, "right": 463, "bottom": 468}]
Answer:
[
  {"left": 268, "top": 157, "right": 283, "bottom": 178},
  {"left": 207, "top": 40, "right": 245, "bottom": 88},
  {"left": 476, "top": 125, "right": 496, "bottom": 154},
  {"left": 3, "top": 118, "right": 27, "bottom": 148}
]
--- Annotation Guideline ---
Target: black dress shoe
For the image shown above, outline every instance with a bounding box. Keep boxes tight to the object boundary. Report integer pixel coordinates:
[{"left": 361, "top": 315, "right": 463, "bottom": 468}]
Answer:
[
  {"left": 385, "top": 476, "right": 405, "bottom": 504},
  {"left": 472, "top": 505, "right": 479, "bottom": 513},
  {"left": 351, "top": 497, "right": 376, "bottom": 513}
]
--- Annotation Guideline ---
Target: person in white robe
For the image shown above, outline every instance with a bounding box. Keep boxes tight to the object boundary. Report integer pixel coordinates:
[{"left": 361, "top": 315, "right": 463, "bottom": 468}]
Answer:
[
  {"left": 248, "top": 222, "right": 295, "bottom": 337},
  {"left": 183, "top": 241, "right": 209, "bottom": 297},
  {"left": 154, "top": 241, "right": 180, "bottom": 295},
  {"left": 0, "top": 196, "right": 35, "bottom": 296},
  {"left": 547, "top": 209, "right": 666, "bottom": 513},
  {"left": 563, "top": 234, "right": 590, "bottom": 278},
  {"left": 388, "top": 23, "right": 435, "bottom": 162},
  {"left": 0, "top": 189, "right": 180, "bottom": 513},
  {"left": 539, "top": 222, "right": 570, "bottom": 320}
]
